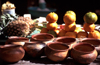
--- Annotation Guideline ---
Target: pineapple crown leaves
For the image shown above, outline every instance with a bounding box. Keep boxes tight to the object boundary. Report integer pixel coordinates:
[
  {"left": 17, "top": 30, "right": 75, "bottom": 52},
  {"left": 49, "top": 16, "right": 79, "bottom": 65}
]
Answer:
[
  {"left": 0, "top": 13, "right": 19, "bottom": 35},
  {"left": 0, "top": 13, "right": 19, "bottom": 27}
]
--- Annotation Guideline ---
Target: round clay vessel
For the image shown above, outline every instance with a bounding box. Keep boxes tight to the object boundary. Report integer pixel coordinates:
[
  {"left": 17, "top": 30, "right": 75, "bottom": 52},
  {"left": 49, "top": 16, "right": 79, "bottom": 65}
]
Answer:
[
  {"left": 31, "top": 33, "right": 54, "bottom": 44},
  {"left": 82, "top": 38, "right": 100, "bottom": 54},
  {"left": 5, "top": 36, "right": 29, "bottom": 46},
  {"left": 45, "top": 42, "right": 69, "bottom": 62},
  {"left": 55, "top": 37, "right": 76, "bottom": 49},
  {"left": 71, "top": 42, "right": 98, "bottom": 64},
  {"left": 0, "top": 44, "right": 25, "bottom": 63},
  {"left": 23, "top": 41, "right": 45, "bottom": 58}
]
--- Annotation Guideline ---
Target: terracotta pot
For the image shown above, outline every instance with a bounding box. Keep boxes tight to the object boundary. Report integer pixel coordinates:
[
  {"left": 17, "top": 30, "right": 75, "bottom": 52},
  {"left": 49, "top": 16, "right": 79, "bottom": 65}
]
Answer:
[
  {"left": 71, "top": 42, "right": 98, "bottom": 64},
  {"left": 5, "top": 36, "right": 29, "bottom": 46},
  {"left": 81, "top": 38, "right": 100, "bottom": 54},
  {"left": 31, "top": 33, "right": 54, "bottom": 44},
  {"left": 0, "top": 44, "right": 25, "bottom": 63},
  {"left": 55, "top": 37, "right": 76, "bottom": 49},
  {"left": 23, "top": 41, "right": 45, "bottom": 58},
  {"left": 45, "top": 42, "right": 69, "bottom": 62}
]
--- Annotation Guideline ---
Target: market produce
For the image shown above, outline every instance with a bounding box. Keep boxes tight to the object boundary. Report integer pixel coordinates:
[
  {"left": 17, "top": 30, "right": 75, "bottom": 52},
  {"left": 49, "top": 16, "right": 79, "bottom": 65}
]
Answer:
[
  {"left": 64, "top": 22, "right": 76, "bottom": 32},
  {"left": 3, "top": 20, "right": 30, "bottom": 37},
  {"left": 65, "top": 10, "right": 76, "bottom": 17},
  {"left": 88, "top": 30, "right": 100, "bottom": 39},
  {"left": 83, "top": 12, "right": 98, "bottom": 23},
  {"left": 63, "top": 10, "right": 76, "bottom": 24},
  {"left": 40, "top": 12, "right": 59, "bottom": 37},
  {"left": 83, "top": 23, "right": 95, "bottom": 32},
  {"left": 46, "top": 12, "right": 58, "bottom": 23}
]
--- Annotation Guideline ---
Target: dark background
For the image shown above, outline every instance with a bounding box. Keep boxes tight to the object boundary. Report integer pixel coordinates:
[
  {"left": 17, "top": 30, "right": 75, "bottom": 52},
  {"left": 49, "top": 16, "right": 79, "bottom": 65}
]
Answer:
[{"left": 1, "top": 0, "right": 100, "bottom": 24}]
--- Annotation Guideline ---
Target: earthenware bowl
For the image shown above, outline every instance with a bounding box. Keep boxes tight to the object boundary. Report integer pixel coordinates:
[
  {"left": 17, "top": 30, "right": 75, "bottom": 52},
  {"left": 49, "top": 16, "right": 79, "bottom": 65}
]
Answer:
[
  {"left": 81, "top": 38, "right": 100, "bottom": 54},
  {"left": 71, "top": 42, "right": 98, "bottom": 64},
  {"left": 55, "top": 37, "right": 76, "bottom": 49},
  {"left": 45, "top": 42, "right": 69, "bottom": 62},
  {"left": 23, "top": 41, "right": 45, "bottom": 58},
  {"left": 0, "top": 44, "right": 25, "bottom": 63},
  {"left": 31, "top": 33, "right": 54, "bottom": 44},
  {"left": 5, "top": 36, "right": 29, "bottom": 46}
]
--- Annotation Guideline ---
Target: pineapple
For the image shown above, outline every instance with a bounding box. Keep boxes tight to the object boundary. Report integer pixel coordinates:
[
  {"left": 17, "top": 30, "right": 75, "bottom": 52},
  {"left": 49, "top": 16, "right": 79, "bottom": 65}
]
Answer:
[
  {"left": 3, "top": 20, "right": 30, "bottom": 37},
  {"left": 18, "top": 16, "right": 35, "bottom": 33}
]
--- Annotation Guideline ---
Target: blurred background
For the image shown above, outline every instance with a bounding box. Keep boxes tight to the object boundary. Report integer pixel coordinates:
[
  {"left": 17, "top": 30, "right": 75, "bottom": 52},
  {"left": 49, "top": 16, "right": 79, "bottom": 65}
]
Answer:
[{"left": 1, "top": 0, "right": 100, "bottom": 24}]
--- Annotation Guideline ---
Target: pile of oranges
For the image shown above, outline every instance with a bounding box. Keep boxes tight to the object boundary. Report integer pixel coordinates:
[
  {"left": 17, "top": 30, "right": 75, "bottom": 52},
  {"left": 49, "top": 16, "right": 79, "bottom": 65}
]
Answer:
[
  {"left": 40, "top": 12, "right": 59, "bottom": 37},
  {"left": 40, "top": 11, "right": 100, "bottom": 39}
]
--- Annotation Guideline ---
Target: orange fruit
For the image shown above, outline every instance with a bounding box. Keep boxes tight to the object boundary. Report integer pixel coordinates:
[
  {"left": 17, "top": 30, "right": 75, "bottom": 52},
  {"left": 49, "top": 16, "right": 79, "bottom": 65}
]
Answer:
[
  {"left": 65, "top": 10, "right": 76, "bottom": 17},
  {"left": 83, "top": 12, "right": 98, "bottom": 23},
  {"left": 83, "top": 23, "right": 95, "bottom": 32},
  {"left": 88, "top": 30, "right": 100, "bottom": 39},
  {"left": 40, "top": 28, "right": 49, "bottom": 33},
  {"left": 65, "top": 32, "right": 76, "bottom": 38},
  {"left": 46, "top": 12, "right": 58, "bottom": 23},
  {"left": 77, "top": 31, "right": 88, "bottom": 38},
  {"left": 58, "top": 29, "right": 66, "bottom": 37},
  {"left": 46, "top": 22, "right": 58, "bottom": 30},
  {"left": 63, "top": 14, "right": 76, "bottom": 24},
  {"left": 74, "top": 27, "right": 82, "bottom": 33},
  {"left": 64, "top": 22, "right": 76, "bottom": 32}
]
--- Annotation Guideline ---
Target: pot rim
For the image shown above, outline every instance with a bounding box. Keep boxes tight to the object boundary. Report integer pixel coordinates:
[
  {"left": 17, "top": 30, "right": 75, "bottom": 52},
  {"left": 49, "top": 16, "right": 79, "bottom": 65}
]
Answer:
[
  {"left": 31, "top": 33, "right": 54, "bottom": 41},
  {"left": 81, "top": 38, "right": 100, "bottom": 46},
  {"left": 47, "top": 42, "right": 69, "bottom": 52},
  {"left": 55, "top": 36, "right": 76, "bottom": 43},
  {"left": 72, "top": 42, "right": 95, "bottom": 53},
  {"left": 8, "top": 36, "right": 29, "bottom": 41},
  {"left": 24, "top": 41, "right": 45, "bottom": 45},
  {"left": 0, "top": 44, "right": 22, "bottom": 49}
]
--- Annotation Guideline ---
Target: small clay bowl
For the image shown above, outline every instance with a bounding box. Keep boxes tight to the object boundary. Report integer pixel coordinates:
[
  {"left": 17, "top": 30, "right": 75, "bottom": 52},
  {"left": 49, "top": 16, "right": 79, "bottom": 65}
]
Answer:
[
  {"left": 31, "top": 33, "right": 54, "bottom": 44},
  {"left": 5, "top": 36, "right": 29, "bottom": 46},
  {"left": 45, "top": 42, "right": 69, "bottom": 62},
  {"left": 71, "top": 42, "right": 98, "bottom": 64},
  {"left": 81, "top": 38, "right": 100, "bottom": 54},
  {"left": 23, "top": 41, "right": 46, "bottom": 58},
  {"left": 55, "top": 37, "right": 76, "bottom": 49},
  {"left": 0, "top": 44, "right": 25, "bottom": 63}
]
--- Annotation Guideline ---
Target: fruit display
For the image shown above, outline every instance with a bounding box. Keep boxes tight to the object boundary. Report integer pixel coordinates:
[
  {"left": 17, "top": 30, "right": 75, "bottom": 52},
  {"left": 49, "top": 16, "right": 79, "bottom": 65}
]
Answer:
[
  {"left": 40, "top": 12, "right": 59, "bottom": 37},
  {"left": 3, "top": 20, "right": 30, "bottom": 37},
  {"left": 0, "top": 2, "right": 100, "bottom": 64}
]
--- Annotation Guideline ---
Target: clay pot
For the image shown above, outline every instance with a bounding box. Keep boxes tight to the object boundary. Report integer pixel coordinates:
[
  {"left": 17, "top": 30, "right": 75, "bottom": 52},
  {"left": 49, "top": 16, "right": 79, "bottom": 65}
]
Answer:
[
  {"left": 23, "top": 42, "right": 45, "bottom": 58},
  {"left": 31, "top": 33, "right": 54, "bottom": 44},
  {"left": 82, "top": 38, "right": 100, "bottom": 54},
  {"left": 45, "top": 42, "right": 69, "bottom": 62},
  {"left": 55, "top": 37, "right": 76, "bottom": 49},
  {"left": 5, "top": 36, "right": 29, "bottom": 46},
  {"left": 71, "top": 42, "right": 98, "bottom": 64},
  {"left": 0, "top": 44, "right": 25, "bottom": 63}
]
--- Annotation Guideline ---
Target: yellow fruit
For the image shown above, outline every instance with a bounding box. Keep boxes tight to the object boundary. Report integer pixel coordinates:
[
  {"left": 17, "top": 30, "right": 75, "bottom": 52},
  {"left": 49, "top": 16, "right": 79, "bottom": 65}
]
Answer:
[
  {"left": 65, "top": 32, "right": 76, "bottom": 38},
  {"left": 58, "top": 29, "right": 66, "bottom": 37},
  {"left": 64, "top": 22, "right": 76, "bottom": 32},
  {"left": 40, "top": 28, "right": 49, "bottom": 33},
  {"left": 46, "top": 12, "right": 58, "bottom": 23},
  {"left": 74, "top": 27, "right": 82, "bottom": 33},
  {"left": 46, "top": 22, "right": 58, "bottom": 30},
  {"left": 65, "top": 10, "right": 76, "bottom": 17},
  {"left": 63, "top": 13, "right": 76, "bottom": 24},
  {"left": 77, "top": 31, "right": 88, "bottom": 38},
  {"left": 83, "top": 23, "right": 95, "bottom": 32},
  {"left": 88, "top": 30, "right": 100, "bottom": 39}
]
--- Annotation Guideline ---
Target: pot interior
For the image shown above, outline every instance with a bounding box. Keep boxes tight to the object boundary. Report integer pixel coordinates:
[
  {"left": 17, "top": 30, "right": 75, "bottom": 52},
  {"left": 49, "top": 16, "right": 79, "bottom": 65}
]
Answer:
[
  {"left": 74, "top": 44, "right": 94, "bottom": 52},
  {"left": 33, "top": 34, "right": 53, "bottom": 40},
  {"left": 82, "top": 39, "right": 100, "bottom": 46},
  {"left": 49, "top": 43, "right": 69, "bottom": 51}
]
